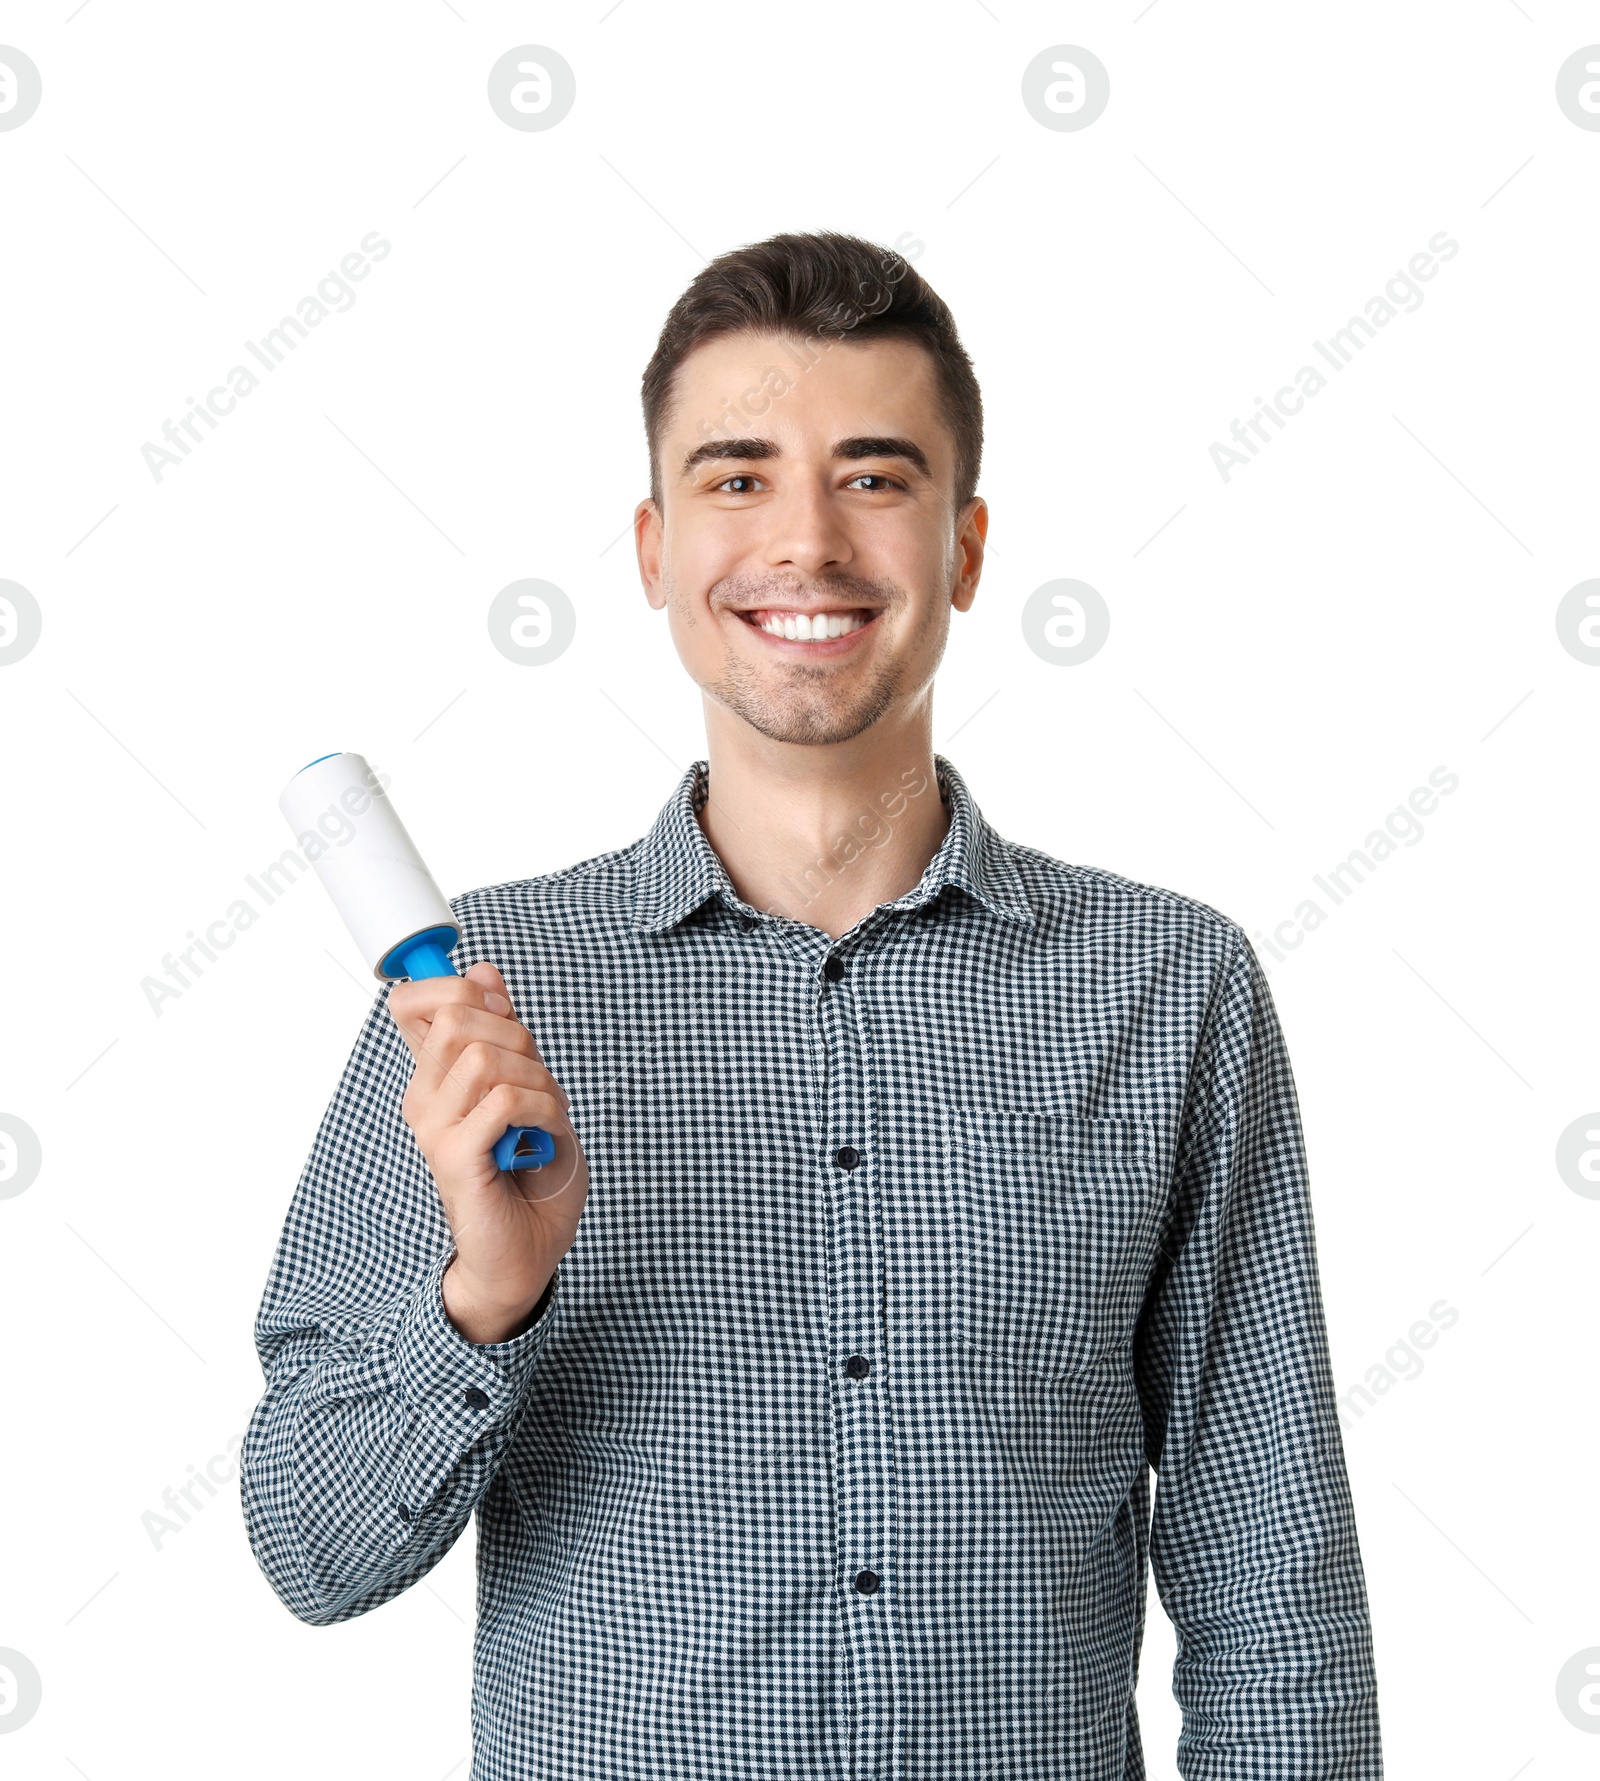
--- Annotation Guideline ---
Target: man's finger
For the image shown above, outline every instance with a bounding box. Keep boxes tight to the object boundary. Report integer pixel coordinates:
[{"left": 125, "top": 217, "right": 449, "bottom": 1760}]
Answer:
[{"left": 463, "top": 958, "right": 513, "bottom": 1015}]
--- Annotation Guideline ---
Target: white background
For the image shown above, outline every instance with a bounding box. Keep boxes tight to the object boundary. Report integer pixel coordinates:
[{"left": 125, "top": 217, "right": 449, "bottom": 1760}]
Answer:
[{"left": 2, "top": 3, "right": 1596, "bottom": 1776}]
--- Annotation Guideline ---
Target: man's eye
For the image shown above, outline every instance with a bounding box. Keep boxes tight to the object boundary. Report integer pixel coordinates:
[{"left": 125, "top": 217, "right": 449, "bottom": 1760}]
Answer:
[{"left": 712, "top": 471, "right": 902, "bottom": 494}]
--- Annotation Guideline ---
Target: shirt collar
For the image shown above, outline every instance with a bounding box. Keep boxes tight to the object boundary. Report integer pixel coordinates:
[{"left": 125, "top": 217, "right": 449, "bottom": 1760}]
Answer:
[{"left": 629, "top": 753, "right": 1035, "bottom": 935}]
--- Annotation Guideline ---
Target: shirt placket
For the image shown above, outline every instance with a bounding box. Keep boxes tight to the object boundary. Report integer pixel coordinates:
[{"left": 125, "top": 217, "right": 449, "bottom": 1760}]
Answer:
[{"left": 802, "top": 919, "right": 902, "bottom": 1781}]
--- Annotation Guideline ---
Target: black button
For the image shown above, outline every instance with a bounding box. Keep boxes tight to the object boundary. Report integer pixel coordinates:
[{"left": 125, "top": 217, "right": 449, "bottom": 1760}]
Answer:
[
  {"left": 464, "top": 1387, "right": 490, "bottom": 1410},
  {"left": 854, "top": 1568, "right": 880, "bottom": 1594},
  {"left": 835, "top": 1145, "right": 861, "bottom": 1171},
  {"left": 740, "top": 915, "right": 758, "bottom": 932},
  {"left": 397, "top": 1503, "right": 413, "bottom": 1521},
  {"left": 845, "top": 1354, "right": 870, "bottom": 1379},
  {"left": 823, "top": 954, "right": 845, "bottom": 981}
]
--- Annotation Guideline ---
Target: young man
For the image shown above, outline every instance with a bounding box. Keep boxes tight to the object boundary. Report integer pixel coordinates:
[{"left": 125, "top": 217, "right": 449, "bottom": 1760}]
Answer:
[{"left": 244, "top": 231, "right": 1383, "bottom": 1778}]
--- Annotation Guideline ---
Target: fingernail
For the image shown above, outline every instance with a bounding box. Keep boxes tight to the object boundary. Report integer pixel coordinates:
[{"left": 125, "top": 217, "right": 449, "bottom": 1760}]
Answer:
[{"left": 484, "top": 991, "right": 511, "bottom": 1014}]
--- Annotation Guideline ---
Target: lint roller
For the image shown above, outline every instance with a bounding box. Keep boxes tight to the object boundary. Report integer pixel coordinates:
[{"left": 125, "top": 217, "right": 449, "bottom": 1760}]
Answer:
[{"left": 279, "top": 752, "right": 556, "bottom": 1171}]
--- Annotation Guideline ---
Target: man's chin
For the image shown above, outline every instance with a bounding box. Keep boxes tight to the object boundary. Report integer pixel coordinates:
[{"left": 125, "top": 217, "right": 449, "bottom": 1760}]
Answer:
[{"left": 713, "top": 694, "right": 885, "bottom": 749}]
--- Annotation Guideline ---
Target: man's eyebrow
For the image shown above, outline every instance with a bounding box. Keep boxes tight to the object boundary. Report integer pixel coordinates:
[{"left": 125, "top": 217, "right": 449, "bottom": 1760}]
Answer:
[
  {"left": 835, "top": 435, "right": 931, "bottom": 478},
  {"left": 679, "top": 435, "right": 932, "bottom": 480},
  {"left": 681, "top": 438, "right": 779, "bottom": 477}
]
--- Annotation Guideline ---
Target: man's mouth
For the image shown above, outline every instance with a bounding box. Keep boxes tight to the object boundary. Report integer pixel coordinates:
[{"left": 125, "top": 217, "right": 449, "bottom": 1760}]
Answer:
[{"left": 736, "top": 607, "right": 879, "bottom": 642}]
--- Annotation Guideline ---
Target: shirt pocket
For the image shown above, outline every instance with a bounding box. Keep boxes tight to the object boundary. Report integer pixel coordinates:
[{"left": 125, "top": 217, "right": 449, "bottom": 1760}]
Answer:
[{"left": 942, "top": 1106, "right": 1162, "bottom": 1384}]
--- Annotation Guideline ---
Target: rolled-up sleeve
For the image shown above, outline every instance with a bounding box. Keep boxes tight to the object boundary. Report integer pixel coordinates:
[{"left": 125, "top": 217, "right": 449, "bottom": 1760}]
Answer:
[
  {"left": 241, "top": 983, "right": 562, "bottom": 1627},
  {"left": 1134, "top": 928, "right": 1383, "bottom": 1777}
]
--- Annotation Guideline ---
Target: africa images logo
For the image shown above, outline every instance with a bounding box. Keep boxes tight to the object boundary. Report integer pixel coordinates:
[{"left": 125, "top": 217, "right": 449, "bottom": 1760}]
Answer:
[
  {"left": 1209, "top": 231, "right": 1460, "bottom": 483},
  {"left": 139, "top": 230, "right": 391, "bottom": 481}
]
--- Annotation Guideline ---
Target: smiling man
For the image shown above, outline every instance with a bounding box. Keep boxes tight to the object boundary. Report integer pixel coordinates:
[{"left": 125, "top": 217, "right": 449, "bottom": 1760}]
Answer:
[
  {"left": 639, "top": 307, "right": 985, "bottom": 939},
  {"left": 244, "top": 230, "right": 1384, "bottom": 1779}
]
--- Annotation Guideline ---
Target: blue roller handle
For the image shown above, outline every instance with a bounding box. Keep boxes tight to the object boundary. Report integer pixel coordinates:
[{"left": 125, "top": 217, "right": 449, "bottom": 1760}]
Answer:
[{"left": 389, "top": 932, "right": 556, "bottom": 1172}]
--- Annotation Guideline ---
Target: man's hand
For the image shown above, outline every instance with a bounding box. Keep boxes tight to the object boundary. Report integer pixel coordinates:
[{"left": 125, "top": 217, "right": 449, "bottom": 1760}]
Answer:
[{"left": 388, "top": 959, "right": 589, "bottom": 1343}]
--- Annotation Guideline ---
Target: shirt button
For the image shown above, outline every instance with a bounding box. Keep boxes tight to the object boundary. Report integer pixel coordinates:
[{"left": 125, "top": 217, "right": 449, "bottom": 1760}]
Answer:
[
  {"left": 823, "top": 954, "right": 845, "bottom": 982},
  {"left": 835, "top": 1145, "right": 861, "bottom": 1171},
  {"left": 397, "top": 1503, "right": 413, "bottom": 1521},
  {"left": 845, "top": 1355, "right": 870, "bottom": 1379},
  {"left": 854, "top": 1568, "right": 880, "bottom": 1594},
  {"left": 464, "top": 1387, "right": 490, "bottom": 1410}
]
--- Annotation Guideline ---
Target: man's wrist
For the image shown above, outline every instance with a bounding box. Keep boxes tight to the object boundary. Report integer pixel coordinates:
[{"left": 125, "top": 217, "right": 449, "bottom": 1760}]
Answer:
[{"left": 441, "top": 1258, "right": 556, "bottom": 1345}]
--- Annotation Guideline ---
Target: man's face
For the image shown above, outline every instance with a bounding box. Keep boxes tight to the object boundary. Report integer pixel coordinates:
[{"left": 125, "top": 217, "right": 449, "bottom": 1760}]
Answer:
[{"left": 636, "top": 330, "right": 986, "bottom": 749}]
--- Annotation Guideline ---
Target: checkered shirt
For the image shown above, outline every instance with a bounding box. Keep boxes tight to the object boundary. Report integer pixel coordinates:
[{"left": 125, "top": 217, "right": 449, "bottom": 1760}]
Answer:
[{"left": 243, "top": 753, "right": 1383, "bottom": 1779}]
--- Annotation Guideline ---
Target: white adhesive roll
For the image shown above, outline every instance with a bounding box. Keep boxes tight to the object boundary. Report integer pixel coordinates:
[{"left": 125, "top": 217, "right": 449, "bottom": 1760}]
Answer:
[{"left": 279, "top": 752, "right": 457, "bottom": 980}]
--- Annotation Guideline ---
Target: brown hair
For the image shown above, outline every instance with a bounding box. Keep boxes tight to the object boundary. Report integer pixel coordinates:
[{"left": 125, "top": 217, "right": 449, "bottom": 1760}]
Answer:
[{"left": 641, "top": 229, "right": 983, "bottom": 521}]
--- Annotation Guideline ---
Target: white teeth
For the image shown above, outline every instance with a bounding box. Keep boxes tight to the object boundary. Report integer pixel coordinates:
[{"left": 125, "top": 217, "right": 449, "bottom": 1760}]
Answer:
[{"left": 756, "top": 610, "right": 867, "bottom": 640}]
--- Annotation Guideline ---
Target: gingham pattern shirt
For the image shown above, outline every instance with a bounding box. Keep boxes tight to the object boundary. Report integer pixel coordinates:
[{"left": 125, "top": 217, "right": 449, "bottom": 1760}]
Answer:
[{"left": 243, "top": 754, "right": 1383, "bottom": 1780}]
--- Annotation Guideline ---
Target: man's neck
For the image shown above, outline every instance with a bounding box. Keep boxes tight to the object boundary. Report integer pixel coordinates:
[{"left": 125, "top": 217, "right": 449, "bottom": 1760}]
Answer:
[{"left": 692, "top": 724, "right": 952, "bottom": 941}]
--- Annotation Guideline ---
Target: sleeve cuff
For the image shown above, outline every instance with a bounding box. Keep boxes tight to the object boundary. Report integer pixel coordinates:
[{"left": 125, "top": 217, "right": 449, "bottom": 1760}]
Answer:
[
  {"left": 381, "top": 1247, "right": 563, "bottom": 1520},
  {"left": 390, "top": 1245, "right": 562, "bottom": 1419}
]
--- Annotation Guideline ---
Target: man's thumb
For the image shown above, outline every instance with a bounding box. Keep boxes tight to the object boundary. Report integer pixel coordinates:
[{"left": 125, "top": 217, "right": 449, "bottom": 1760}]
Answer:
[{"left": 463, "top": 959, "right": 508, "bottom": 995}]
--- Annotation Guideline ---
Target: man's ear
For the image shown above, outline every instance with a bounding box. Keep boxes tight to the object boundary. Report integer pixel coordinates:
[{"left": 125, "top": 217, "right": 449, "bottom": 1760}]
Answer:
[
  {"left": 951, "top": 495, "right": 988, "bottom": 613},
  {"left": 636, "top": 497, "right": 666, "bottom": 610}
]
